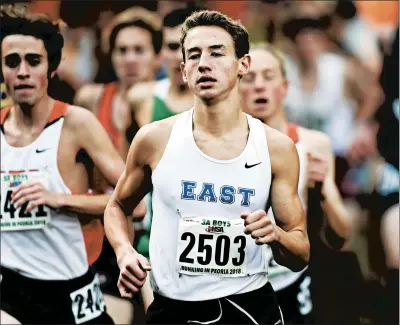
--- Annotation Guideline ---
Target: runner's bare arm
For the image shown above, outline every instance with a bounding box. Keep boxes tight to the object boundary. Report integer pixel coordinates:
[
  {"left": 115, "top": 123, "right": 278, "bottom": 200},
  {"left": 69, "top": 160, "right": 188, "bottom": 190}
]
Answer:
[
  {"left": 345, "top": 59, "right": 383, "bottom": 121},
  {"left": 74, "top": 84, "right": 103, "bottom": 112},
  {"left": 58, "top": 107, "right": 126, "bottom": 215},
  {"left": 126, "top": 82, "right": 155, "bottom": 111},
  {"left": 104, "top": 124, "right": 154, "bottom": 259},
  {"left": 11, "top": 107, "right": 125, "bottom": 217},
  {"left": 89, "top": 166, "right": 140, "bottom": 244},
  {"left": 316, "top": 134, "right": 351, "bottom": 249},
  {"left": 126, "top": 82, "right": 155, "bottom": 127},
  {"left": 268, "top": 129, "right": 310, "bottom": 271}
]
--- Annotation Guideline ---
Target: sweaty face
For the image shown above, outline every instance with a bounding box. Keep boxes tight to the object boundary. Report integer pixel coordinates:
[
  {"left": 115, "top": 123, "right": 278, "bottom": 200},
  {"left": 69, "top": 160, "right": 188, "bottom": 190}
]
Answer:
[
  {"left": 239, "top": 49, "right": 288, "bottom": 120},
  {"left": 163, "top": 25, "right": 185, "bottom": 86},
  {"left": 1, "top": 35, "right": 49, "bottom": 107},
  {"left": 111, "top": 26, "right": 157, "bottom": 86},
  {"left": 181, "top": 26, "right": 246, "bottom": 103}
]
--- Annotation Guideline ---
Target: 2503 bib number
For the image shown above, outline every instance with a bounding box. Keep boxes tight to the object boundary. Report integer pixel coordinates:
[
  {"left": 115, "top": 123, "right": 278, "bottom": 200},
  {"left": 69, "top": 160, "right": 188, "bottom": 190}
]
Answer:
[
  {"left": 179, "top": 233, "right": 246, "bottom": 266},
  {"left": 177, "top": 217, "right": 249, "bottom": 277}
]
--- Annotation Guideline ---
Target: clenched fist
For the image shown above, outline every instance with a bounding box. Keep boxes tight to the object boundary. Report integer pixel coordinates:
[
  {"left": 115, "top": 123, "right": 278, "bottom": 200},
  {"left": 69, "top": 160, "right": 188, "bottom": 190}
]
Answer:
[
  {"left": 241, "top": 210, "right": 280, "bottom": 245},
  {"left": 116, "top": 246, "right": 152, "bottom": 298},
  {"left": 306, "top": 152, "right": 328, "bottom": 188}
]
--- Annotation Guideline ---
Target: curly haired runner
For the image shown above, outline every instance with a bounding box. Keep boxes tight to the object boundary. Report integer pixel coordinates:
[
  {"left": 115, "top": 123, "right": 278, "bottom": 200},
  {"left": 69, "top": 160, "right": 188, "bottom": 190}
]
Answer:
[{"left": 0, "top": 5, "right": 124, "bottom": 324}]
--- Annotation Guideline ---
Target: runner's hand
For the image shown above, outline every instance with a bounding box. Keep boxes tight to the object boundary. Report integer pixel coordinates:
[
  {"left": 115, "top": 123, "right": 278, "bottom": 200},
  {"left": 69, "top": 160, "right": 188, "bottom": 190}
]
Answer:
[
  {"left": 117, "top": 247, "right": 152, "bottom": 298},
  {"left": 346, "top": 122, "right": 378, "bottom": 166},
  {"left": 11, "top": 181, "right": 62, "bottom": 213},
  {"left": 241, "top": 210, "right": 279, "bottom": 245},
  {"left": 306, "top": 152, "right": 328, "bottom": 188}
]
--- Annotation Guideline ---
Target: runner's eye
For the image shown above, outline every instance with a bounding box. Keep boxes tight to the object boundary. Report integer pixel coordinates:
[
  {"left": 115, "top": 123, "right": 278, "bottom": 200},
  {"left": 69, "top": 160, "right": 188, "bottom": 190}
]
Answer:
[
  {"left": 4, "top": 54, "right": 21, "bottom": 68},
  {"left": 167, "top": 43, "right": 180, "bottom": 51},
  {"left": 25, "top": 54, "right": 42, "bottom": 67}
]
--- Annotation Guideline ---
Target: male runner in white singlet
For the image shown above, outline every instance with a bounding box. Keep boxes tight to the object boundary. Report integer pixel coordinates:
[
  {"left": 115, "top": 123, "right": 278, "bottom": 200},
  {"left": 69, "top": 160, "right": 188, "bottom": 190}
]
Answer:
[
  {"left": 239, "top": 43, "right": 351, "bottom": 324},
  {"left": 105, "top": 10, "right": 310, "bottom": 324},
  {"left": 0, "top": 6, "right": 124, "bottom": 324}
]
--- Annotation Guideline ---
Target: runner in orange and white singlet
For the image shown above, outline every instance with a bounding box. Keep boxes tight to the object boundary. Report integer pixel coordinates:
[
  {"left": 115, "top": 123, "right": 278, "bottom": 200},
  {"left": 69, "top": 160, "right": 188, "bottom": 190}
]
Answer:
[
  {"left": 73, "top": 8, "right": 163, "bottom": 322},
  {"left": 0, "top": 7, "right": 126, "bottom": 324},
  {"left": 75, "top": 7, "right": 163, "bottom": 159},
  {"left": 239, "top": 43, "right": 351, "bottom": 324}
]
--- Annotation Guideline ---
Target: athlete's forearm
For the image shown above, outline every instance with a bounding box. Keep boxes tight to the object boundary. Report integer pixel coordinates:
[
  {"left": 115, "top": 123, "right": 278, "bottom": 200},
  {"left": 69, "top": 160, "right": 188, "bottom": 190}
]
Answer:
[
  {"left": 126, "top": 215, "right": 135, "bottom": 244},
  {"left": 57, "top": 193, "right": 111, "bottom": 217},
  {"left": 354, "top": 82, "right": 383, "bottom": 121},
  {"left": 141, "top": 275, "right": 154, "bottom": 313},
  {"left": 270, "top": 226, "right": 310, "bottom": 272},
  {"left": 320, "top": 185, "right": 351, "bottom": 249},
  {"left": 104, "top": 199, "right": 136, "bottom": 260}
]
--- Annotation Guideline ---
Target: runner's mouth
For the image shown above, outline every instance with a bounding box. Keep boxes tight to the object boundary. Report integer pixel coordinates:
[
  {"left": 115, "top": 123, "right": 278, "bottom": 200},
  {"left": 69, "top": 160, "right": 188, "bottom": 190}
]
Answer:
[
  {"left": 14, "top": 85, "right": 34, "bottom": 90},
  {"left": 254, "top": 98, "right": 268, "bottom": 104}
]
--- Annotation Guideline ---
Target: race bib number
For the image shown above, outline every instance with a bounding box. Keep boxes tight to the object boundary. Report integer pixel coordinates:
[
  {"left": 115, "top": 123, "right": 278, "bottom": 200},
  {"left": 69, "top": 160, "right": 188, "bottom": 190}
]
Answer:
[
  {"left": 0, "top": 171, "right": 51, "bottom": 231},
  {"left": 177, "top": 217, "right": 248, "bottom": 277},
  {"left": 70, "top": 274, "right": 105, "bottom": 324}
]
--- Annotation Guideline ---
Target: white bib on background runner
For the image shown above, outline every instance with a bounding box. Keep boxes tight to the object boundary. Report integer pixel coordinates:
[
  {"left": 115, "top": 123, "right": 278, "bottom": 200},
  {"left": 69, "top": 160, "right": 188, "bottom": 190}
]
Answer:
[
  {"left": 149, "top": 109, "right": 273, "bottom": 301},
  {"left": 1, "top": 171, "right": 51, "bottom": 231}
]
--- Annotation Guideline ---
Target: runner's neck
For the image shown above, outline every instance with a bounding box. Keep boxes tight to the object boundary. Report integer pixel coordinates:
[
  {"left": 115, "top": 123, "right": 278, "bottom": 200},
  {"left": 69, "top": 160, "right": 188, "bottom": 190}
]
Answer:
[
  {"left": 263, "top": 111, "right": 288, "bottom": 135},
  {"left": 116, "top": 81, "right": 131, "bottom": 95},
  {"left": 193, "top": 96, "right": 245, "bottom": 137},
  {"left": 193, "top": 84, "right": 245, "bottom": 136},
  {"left": 10, "top": 96, "right": 54, "bottom": 130}
]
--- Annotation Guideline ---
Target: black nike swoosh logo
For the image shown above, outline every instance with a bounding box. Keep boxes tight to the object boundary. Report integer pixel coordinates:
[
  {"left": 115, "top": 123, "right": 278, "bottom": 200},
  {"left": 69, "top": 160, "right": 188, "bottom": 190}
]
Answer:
[
  {"left": 245, "top": 162, "right": 262, "bottom": 169},
  {"left": 35, "top": 149, "right": 49, "bottom": 153}
]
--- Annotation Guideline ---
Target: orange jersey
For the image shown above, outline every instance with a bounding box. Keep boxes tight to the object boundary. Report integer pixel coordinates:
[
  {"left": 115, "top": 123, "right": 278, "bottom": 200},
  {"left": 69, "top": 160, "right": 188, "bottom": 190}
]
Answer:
[{"left": 96, "top": 82, "right": 123, "bottom": 151}]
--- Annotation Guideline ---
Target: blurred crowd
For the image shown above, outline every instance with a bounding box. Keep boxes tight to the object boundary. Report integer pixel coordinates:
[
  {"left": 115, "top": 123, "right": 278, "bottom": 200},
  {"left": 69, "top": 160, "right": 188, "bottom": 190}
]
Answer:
[{"left": 1, "top": 1, "right": 398, "bottom": 324}]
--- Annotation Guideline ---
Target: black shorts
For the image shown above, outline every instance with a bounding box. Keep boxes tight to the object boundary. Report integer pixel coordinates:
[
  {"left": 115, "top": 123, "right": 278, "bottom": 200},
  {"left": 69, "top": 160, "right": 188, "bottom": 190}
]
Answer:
[
  {"left": 0, "top": 266, "right": 114, "bottom": 324},
  {"left": 369, "top": 190, "right": 399, "bottom": 220},
  {"left": 92, "top": 238, "right": 120, "bottom": 297},
  {"left": 92, "top": 237, "right": 142, "bottom": 306},
  {"left": 146, "top": 282, "right": 284, "bottom": 324},
  {"left": 275, "top": 272, "right": 313, "bottom": 324}
]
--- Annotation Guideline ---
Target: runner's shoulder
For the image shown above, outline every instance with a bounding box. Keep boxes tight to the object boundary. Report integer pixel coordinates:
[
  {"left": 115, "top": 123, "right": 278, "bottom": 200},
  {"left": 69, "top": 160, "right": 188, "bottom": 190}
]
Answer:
[
  {"left": 132, "top": 113, "right": 180, "bottom": 150},
  {"left": 136, "top": 114, "right": 181, "bottom": 145},
  {"left": 264, "top": 124, "right": 297, "bottom": 154},
  {"left": 63, "top": 104, "right": 101, "bottom": 130},
  {"left": 263, "top": 124, "right": 299, "bottom": 169},
  {"left": 129, "top": 114, "right": 181, "bottom": 165},
  {"left": 298, "top": 127, "right": 332, "bottom": 154}
]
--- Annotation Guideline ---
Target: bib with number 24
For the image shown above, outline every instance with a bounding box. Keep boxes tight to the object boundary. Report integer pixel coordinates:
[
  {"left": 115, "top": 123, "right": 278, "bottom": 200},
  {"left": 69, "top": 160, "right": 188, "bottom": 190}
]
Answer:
[
  {"left": 70, "top": 274, "right": 106, "bottom": 324},
  {"left": 0, "top": 170, "right": 51, "bottom": 231},
  {"left": 177, "top": 216, "right": 248, "bottom": 277}
]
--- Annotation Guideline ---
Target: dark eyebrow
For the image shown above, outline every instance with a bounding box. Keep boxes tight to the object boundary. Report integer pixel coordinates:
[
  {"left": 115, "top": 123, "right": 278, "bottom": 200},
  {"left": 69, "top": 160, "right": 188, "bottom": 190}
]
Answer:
[
  {"left": 25, "top": 53, "right": 43, "bottom": 59},
  {"left": 187, "top": 46, "right": 201, "bottom": 54},
  {"left": 187, "top": 44, "right": 226, "bottom": 54},
  {"left": 4, "top": 53, "right": 43, "bottom": 59},
  {"left": 209, "top": 44, "right": 225, "bottom": 50},
  {"left": 4, "top": 53, "right": 19, "bottom": 59}
]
